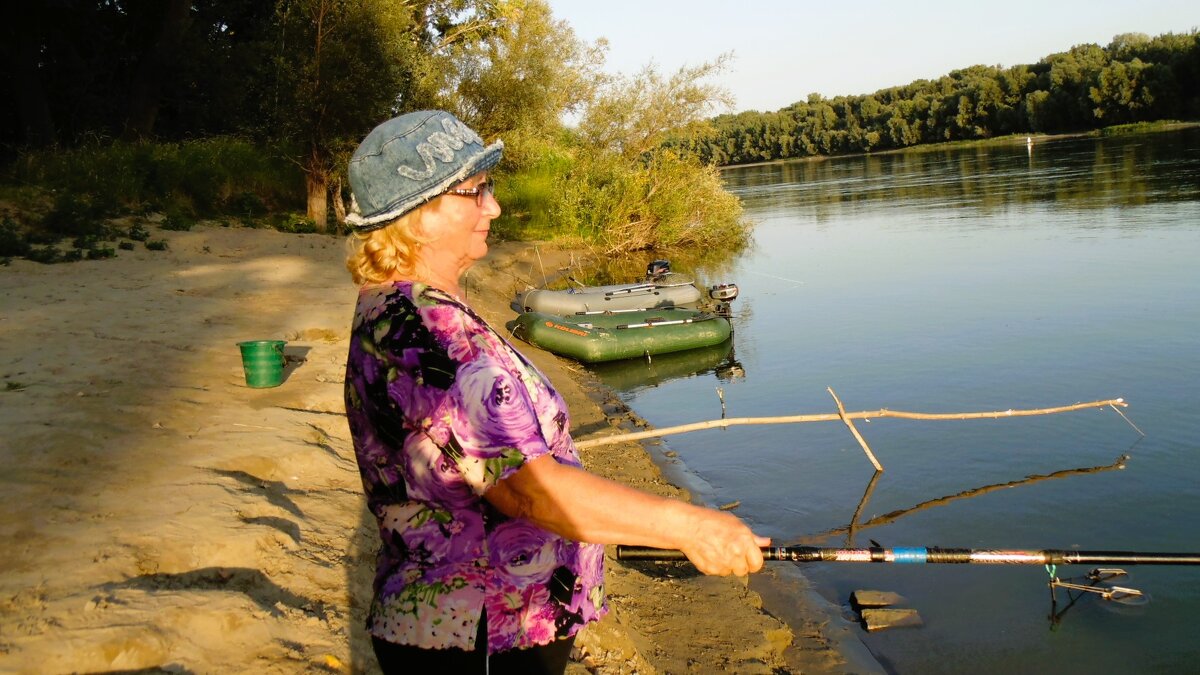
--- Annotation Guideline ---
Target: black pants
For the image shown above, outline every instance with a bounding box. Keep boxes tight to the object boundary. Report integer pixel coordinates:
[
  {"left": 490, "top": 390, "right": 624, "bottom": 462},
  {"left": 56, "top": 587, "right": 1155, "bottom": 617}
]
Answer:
[{"left": 371, "top": 611, "right": 576, "bottom": 675}]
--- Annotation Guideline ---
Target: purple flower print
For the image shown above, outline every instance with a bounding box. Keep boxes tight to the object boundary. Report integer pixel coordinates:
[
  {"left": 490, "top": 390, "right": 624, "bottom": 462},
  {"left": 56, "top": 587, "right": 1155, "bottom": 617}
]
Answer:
[
  {"left": 355, "top": 286, "right": 392, "bottom": 327},
  {"left": 574, "top": 542, "right": 605, "bottom": 590},
  {"left": 450, "top": 358, "right": 545, "bottom": 460},
  {"left": 419, "top": 304, "right": 480, "bottom": 361},
  {"left": 401, "top": 433, "right": 478, "bottom": 511},
  {"left": 489, "top": 520, "right": 561, "bottom": 587}
]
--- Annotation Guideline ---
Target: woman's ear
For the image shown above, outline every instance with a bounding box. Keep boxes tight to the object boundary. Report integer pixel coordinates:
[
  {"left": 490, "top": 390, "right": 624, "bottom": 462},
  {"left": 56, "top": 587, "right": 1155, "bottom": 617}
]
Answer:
[{"left": 408, "top": 206, "right": 442, "bottom": 243}]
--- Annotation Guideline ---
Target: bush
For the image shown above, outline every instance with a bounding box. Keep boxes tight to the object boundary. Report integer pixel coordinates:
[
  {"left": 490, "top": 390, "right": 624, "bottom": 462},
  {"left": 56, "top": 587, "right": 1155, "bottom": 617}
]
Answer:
[
  {"left": 118, "top": 241, "right": 135, "bottom": 251},
  {"left": 41, "top": 193, "right": 117, "bottom": 238},
  {"left": 145, "top": 239, "right": 168, "bottom": 251},
  {"left": 13, "top": 137, "right": 303, "bottom": 220},
  {"left": 491, "top": 145, "right": 580, "bottom": 242},
  {"left": 26, "top": 247, "right": 61, "bottom": 264},
  {"left": 270, "top": 212, "right": 319, "bottom": 234},
  {"left": 127, "top": 223, "right": 150, "bottom": 241},
  {"left": 0, "top": 217, "right": 31, "bottom": 257},
  {"left": 231, "top": 191, "right": 268, "bottom": 220},
  {"left": 540, "top": 147, "right": 749, "bottom": 254},
  {"left": 161, "top": 208, "right": 196, "bottom": 231},
  {"left": 86, "top": 247, "right": 116, "bottom": 260}
]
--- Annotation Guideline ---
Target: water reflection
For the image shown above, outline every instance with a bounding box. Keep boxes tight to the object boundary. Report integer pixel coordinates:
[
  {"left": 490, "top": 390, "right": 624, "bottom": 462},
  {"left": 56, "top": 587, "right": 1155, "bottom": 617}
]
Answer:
[
  {"left": 724, "top": 128, "right": 1200, "bottom": 221},
  {"left": 803, "top": 451, "right": 1133, "bottom": 547},
  {"left": 587, "top": 340, "right": 744, "bottom": 395}
]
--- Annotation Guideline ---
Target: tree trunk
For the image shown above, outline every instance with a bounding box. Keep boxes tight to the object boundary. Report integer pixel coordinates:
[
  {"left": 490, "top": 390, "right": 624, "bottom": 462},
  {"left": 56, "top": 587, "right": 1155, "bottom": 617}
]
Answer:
[
  {"left": 306, "top": 170, "right": 329, "bottom": 233},
  {"left": 122, "top": 0, "right": 192, "bottom": 140},
  {"left": 331, "top": 176, "right": 347, "bottom": 227}
]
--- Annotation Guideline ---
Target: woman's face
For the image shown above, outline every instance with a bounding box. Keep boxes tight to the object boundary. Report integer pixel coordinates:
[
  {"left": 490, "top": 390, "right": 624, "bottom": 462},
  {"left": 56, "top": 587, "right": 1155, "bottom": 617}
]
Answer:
[{"left": 420, "top": 172, "right": 501, "bottom": 274}]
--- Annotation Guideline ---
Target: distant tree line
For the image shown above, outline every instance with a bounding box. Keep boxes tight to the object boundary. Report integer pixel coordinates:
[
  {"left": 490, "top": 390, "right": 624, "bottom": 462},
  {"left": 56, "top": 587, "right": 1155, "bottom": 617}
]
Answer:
[{"left": 668, "top": 31, "right": 1199, "bottom": 166}]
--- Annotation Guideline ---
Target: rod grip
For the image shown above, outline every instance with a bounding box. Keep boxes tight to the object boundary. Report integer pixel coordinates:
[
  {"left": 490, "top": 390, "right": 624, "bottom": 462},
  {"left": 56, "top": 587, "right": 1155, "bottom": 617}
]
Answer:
[{"left": 616, "top": 546, "right": 688, "bottom": 561}]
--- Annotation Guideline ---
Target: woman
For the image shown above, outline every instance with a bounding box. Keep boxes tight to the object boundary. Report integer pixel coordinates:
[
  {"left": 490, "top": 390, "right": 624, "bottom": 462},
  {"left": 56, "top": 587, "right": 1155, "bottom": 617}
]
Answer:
[{"left": 343, "top": 110, "right": 769, "bottom": 674}]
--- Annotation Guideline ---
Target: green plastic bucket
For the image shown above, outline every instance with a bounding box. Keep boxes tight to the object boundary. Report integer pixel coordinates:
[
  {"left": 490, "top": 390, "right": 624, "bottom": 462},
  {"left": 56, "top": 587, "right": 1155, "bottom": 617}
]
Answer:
[{"left": 237, "top": 340, "right": 287, "bottom": 388}]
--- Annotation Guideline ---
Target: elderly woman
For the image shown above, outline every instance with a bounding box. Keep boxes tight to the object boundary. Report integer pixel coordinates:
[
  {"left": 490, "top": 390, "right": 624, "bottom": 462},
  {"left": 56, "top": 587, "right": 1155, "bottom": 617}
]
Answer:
[{"left": 343, "top": 110, "right": 768, "bottom": 674}]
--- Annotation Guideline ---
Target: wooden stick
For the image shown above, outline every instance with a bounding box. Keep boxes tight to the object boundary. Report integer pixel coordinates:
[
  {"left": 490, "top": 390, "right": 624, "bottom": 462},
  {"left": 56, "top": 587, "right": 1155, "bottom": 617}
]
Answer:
[
  {"left": 828, "top": 387, "right": 884, "bottom": 471},
  {"left": 574, "top": 397, "right": 1129, "bottom": 450}
]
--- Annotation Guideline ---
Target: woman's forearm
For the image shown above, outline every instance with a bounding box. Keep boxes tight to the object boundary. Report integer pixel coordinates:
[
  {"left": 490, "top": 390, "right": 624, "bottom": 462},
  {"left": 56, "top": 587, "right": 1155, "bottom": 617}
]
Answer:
[{"left": 485, "top": 454, "right": 768, "bottom": 576}]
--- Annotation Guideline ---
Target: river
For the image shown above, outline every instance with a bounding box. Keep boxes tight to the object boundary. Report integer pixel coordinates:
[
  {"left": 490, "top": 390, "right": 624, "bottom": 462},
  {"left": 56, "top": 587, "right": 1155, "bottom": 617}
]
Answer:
[{"left": 591, "top": 128, "right": 1200, "bottom": 673}]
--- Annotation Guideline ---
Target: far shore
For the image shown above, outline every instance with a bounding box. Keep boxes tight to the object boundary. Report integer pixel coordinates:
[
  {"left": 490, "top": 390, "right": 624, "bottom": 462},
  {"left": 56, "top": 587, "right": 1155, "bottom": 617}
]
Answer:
[{"left": 717, "top": 120, "right": 1200, "bottom": 170}]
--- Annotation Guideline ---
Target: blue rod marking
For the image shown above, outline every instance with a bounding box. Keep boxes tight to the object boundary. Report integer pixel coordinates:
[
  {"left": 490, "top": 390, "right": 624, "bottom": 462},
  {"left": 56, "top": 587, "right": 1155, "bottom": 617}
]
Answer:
[{"left": 892, "top": 547, "right": 929, "bottom": 564}]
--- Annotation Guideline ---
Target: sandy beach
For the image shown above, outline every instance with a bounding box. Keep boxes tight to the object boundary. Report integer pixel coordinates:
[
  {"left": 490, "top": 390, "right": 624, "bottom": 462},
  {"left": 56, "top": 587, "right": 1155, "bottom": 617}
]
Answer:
[{"left": 0, "top": 222, "right": 875, "bottom": 673}]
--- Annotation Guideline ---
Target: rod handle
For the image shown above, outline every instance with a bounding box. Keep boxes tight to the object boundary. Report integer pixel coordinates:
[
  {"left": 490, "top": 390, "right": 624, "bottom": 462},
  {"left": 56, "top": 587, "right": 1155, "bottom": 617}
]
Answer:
[
  {"left": 616, "top": 546, "right": 689, "bottom": 561},
  {"left": 616, "top": 546, "right": 800, "bottom": 561}
]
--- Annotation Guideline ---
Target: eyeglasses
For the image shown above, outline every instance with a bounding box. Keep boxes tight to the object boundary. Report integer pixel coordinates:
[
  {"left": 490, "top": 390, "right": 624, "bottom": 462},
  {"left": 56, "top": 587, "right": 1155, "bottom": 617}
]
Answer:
[{"left": 445, "top": 177, "right": 495, "bottom": 206}]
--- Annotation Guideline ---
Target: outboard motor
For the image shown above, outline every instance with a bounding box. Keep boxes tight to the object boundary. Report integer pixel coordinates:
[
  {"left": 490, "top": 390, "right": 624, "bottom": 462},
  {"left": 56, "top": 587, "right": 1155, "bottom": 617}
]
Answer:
[
  {"left": 645, "top": 259, "right": 671, "bottom": 281},
  {"left": 709, "top": 283, "right": 739, "bottom": 318}
]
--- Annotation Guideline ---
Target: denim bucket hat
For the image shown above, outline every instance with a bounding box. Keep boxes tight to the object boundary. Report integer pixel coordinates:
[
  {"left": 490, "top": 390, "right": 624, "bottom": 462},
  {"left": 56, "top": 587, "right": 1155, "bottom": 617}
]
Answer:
[{"left": 346, "top": 110, "right": 503, "bottom": 231}]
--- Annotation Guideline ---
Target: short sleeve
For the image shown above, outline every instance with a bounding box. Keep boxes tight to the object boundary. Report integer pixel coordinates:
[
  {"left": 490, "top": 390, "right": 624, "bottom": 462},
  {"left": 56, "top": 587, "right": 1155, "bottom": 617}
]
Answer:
[{"left": 445, "top": 350, "right": 551, "bottom": 495}]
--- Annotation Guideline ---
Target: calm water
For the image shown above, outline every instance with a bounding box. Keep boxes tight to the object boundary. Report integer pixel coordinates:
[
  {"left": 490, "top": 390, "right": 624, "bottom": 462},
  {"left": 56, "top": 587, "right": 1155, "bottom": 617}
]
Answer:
[{"left": 593, "top": 129, "right": 1200, "bottom": 673}]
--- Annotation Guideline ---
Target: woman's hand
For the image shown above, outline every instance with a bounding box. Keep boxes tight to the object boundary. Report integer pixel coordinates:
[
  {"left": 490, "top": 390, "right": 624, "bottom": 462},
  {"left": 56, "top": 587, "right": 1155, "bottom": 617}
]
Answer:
[{"left": 678, "top": 507, "right": 770, "bottom": 576}]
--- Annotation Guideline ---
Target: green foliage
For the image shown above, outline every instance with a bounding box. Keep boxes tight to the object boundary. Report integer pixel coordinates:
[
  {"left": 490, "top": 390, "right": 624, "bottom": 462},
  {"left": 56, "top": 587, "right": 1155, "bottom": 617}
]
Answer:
[
  {"left": 26, "top": 247, "right": 61, "bottom": 264},
  {"left": 40, "top": 193, "right": 118, "bottom": 238},
  {"left": 675, "top": 29, "right": 1199, "bottom": 165},
  {"left": 577, "top": 58, "right": 734, "bottom": 161},
  {"left": 491, "top": 46, "right": 749, "bottom": 254},
  {"left": 536, "top": 148, "right": 747, "bottom": 254},
  {"left": 231, "top": 192, "right": 269, "bottom": 221},
  {"left": 269, "top": 212, "right": 320, "bottom": 234},
  {"left": 15, "top": 138, "right": 302, "bottom": 220},
  {"left": 0, "top": 217, "right": 32, "bottom": 257},
  {"left": 161, "top": 208, "right": 196, "bottom": 231},
  {"left": 447, "top": 0, "right": 604, "bottom": 146},
  {"left": 118, "top": 241, "right": 136, "bottom": 251},
  {"left": 1099, "top": 120, "right": 1187, "bottom": 135},
  {"left": 3, "top": 0, "right": 741, "bottom": 255},
  {"left": 127, "top": 223, "right": 151, "bottom": 242},
  {"left": 145, "top": 239, "right": 169, "bottom": 251}
]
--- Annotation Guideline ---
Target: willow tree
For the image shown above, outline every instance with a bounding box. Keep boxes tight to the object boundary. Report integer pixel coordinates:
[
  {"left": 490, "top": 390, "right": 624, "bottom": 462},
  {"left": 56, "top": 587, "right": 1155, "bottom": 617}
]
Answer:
[
  {"left": 566, "top": 57, "right": 747, "bottom": 253},
  {"left": 443, "top": 0, "right": 605, "bottom": 160},
  {"left": 578, "top": 55, "right": 734, "bottom": 160}
]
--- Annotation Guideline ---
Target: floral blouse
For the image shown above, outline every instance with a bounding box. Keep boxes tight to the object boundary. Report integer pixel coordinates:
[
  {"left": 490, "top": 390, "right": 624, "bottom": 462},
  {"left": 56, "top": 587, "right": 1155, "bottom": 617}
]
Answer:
[{"left": 344, "top": 281, "right": 606, "bottom": 653}]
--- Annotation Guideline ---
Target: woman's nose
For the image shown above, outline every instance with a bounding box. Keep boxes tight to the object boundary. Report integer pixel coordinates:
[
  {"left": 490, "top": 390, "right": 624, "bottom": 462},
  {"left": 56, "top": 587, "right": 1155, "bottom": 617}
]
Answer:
[{"left": 481, "top": 190, "right": 501, "bottom": 217}]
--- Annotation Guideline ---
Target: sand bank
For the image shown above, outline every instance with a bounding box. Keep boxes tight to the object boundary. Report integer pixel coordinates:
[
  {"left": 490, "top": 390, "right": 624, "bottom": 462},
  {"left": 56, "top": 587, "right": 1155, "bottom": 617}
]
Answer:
[{"left": 0, "top": 223, "right": 874, "bottom": 673}]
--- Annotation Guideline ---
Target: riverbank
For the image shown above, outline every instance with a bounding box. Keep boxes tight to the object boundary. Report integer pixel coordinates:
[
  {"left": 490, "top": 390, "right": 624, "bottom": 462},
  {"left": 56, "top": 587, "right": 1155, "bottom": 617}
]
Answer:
[
  {"left": 717, "top": 120, "right": 1200, "bottom": 170},
  {"left": 0, "top": 224, "right": 872, "bottom": 673}
]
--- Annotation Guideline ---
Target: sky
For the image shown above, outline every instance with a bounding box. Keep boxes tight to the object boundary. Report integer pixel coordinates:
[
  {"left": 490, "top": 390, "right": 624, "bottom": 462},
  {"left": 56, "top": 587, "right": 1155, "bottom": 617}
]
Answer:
[{"left": 545, "top": 0, "right": 1199, "bottom": 113}]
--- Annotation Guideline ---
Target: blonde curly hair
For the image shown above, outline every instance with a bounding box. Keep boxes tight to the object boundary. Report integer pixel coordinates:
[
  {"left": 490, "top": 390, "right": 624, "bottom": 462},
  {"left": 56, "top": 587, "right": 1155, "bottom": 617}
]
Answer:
[{"left": 344, "top": 205, "right": 435, "bottom": 285}]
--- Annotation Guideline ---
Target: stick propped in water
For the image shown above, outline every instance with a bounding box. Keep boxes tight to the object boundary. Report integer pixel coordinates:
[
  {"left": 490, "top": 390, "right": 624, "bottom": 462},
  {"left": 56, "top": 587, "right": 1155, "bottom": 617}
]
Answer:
[{"left": 575, "top": 393, "right": 1137, "bottom": 472}]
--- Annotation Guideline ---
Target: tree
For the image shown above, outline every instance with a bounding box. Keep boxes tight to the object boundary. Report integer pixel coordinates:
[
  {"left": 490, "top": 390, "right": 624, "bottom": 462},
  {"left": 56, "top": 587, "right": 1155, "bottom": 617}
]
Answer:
[
  {"left": 448, "top": 0, "right": 603, "bottom": 147},
  {"left": 578, "top": 55, "right": 734, "bottom": 160},
  {"left": 122, "top": 0, "right": 193, "bottom": 140},
  {"left": 270, "top": 0, "right": 454, "bottom": 230},
  {"left": 1090, "top": 58, "right": 1155, "bottom": 122}
]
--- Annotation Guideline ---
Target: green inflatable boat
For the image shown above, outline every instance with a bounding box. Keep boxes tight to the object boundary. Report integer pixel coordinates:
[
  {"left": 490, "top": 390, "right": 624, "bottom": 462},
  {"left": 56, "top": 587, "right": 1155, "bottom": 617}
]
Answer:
[{"left": 508, "top": 308, "right": 732, "bottom": 363}]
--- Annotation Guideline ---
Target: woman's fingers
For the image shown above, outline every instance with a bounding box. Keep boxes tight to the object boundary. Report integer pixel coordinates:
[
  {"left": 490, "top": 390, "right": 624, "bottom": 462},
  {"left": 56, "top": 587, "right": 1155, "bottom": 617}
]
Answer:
[{"left": 680, "top": 508, "right": 770, "bottom": 576}]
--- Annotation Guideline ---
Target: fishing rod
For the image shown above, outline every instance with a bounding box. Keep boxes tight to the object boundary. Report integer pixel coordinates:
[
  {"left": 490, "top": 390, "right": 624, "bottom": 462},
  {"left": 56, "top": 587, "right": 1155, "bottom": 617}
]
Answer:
[{"left": 617, "top": 545, "right": 1200, "bottom": 565}]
